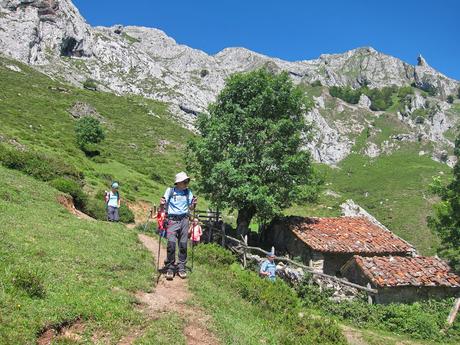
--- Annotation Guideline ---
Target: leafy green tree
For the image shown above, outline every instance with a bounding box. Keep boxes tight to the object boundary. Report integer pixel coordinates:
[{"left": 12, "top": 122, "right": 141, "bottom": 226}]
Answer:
[
  {"left": 428, "top": 133, "right": 460, "bottom": 271},
  {"left": 447, "top": 95, "right": 454, "bottom": 104},
  {"left": 75, "top": 117, "right": 105, "bottom": 152},
  {"left": 457, "top": 87, "right": 460, "bottom": 99},
  {"left": 188, "top": 69, "right": 317, "bottom": 235}
]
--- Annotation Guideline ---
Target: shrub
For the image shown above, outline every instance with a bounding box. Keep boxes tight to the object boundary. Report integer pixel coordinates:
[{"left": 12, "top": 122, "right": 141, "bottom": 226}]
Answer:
[
  {"left": 50, "top": 177, "right": 87, "bottom": 210},
  {"left": 397, "top": 86, "right": 414, "bottom": 99},
  {"left": 447, "top": 95, "right": 454, "bottom": 104},
  {"left": 194, "top": 243, "right": 236, "bottom": 266},
  {"left": 364, "top": 86, "right": 395, "bottom": 111},
  {"left": 200, "top": 69, "right": 209, "bottom": 78},
  {"left": 310, "top": 80, "right": 322, "bottom": 87},
  {"left": 12, "top": 268, "right": 46, "bottom": 298},
  {"left": 329, "top": 86, "right": 362, "bottom": 104},
  {"left": 84, "top": 198, "right": 107, "bottom": 220},
  {"left": 84, "top": 197, "right": 134, "bottom": 223},
  {"left": 457, "top": 87, "right": 460, "bottom": 99},
  {"left": 83, "top": 78, "right": 97, "bottom": 91},
  {"left": 297, "top": 276, "right": 459, "bottom": 342},
  {"left": 75, "top": 117, "right": 105, "bottom": 151},
  {"left": 0, "top": 144, "right": 82, "bottom": 182},
  {"left": 119, "top": 204, "right": 135, "bottom": 223}
]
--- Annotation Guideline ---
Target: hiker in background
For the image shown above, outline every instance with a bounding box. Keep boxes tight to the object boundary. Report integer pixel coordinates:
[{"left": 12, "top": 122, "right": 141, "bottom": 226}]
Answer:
[
  {"left": 160, "top": 172, "right": 197, "bottom": 280},
  {"left": 105, "top": 182, "right": 121, "bottom": 222},
  {"left": 156, "top": 208, "right": 167, "bottom": 238},
  {"left": 189, "top": 218, "right": 202, "bottom": 246},
  {"left": 260, "top": 251, "right": 277, "bottom": 281}
]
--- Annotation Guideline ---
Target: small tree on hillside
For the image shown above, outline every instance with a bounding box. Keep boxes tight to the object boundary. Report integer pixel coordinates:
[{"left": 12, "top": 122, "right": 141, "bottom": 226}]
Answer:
[
  {"left": 188, "top": 69, "right": 318, "bottom": 235},
  {"left": 447, "top": 95, "right": 454, "bottom": 104},
  {"left": 75, "top": 117, "right": 105, "bottom": 153},
  {"left": 428, "top": 132, "right": 460, "bottom": 271}
]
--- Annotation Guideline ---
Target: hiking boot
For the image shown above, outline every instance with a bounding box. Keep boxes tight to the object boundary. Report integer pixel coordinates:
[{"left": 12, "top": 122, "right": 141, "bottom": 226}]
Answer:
[
  {"left": 178, "top": 270, "right": 187, "bottom": 279},
  {"left": 166, "top": 270, "right": 174, "bottom": 280}
]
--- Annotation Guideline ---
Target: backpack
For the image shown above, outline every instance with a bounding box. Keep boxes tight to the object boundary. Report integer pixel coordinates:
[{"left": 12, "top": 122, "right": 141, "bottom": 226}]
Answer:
[
  {"left": 105, "top": 191, "right": 120, "bottom": 205},
  {"left": 165, "top": 187, "right": 191, "bottom": 213}
]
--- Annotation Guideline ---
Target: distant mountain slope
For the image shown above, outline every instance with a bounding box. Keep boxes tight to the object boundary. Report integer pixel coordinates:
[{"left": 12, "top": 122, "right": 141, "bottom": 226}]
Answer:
[{"left": 1, "top": 0, "right": 459, "bottom": 166}]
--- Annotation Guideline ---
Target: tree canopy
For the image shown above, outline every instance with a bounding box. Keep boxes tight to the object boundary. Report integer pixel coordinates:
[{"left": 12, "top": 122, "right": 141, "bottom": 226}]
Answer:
[
  {"left": 75, "top": 117, "right": 105, "bottom": 152},
  {"left": 188, "top": 69, "right": 318, "bottom": 234},
  {"left": 428, "top": 133, "right": 460, "bottom": 271}
]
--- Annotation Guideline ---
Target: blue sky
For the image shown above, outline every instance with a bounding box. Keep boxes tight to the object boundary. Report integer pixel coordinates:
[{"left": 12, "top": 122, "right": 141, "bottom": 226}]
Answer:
[{"left": 73, "top": 0, "right": 459, "bottom": 80}]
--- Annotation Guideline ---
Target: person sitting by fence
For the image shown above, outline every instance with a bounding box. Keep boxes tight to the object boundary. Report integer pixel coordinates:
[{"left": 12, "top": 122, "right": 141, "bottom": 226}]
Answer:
[
  {"left": 260, "top": 251, "right": 277, "bottom": 281},
  {"left": 189, "top": 218, "right": 202, "bottom": 246}
]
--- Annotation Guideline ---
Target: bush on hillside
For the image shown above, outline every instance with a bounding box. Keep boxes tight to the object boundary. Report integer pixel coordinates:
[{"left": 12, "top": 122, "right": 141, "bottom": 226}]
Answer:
[
  {"left": 194, "top": 243, "right": 236, "bottom": 266},
  {"left": 447, "top": 95, "right": 454, "bottom": 104},
  {"left": 0, "top": 144, "right": 82, "bottom": 182},
  {"left": 50, "top": 177, "right": 87, "bottom": 210},
  {"left": 310, "top": 80, "right": 322, "bottom": 87},
  {"left": 296, "top": 280, "right": 459, "bottom": 342},
  {"left": 84, "top": 197, "right": 135, "bottom": 223},
  {"left": 329, "top": 86, "right": 362, "bottom": 104},
  {"left": 83, "top": 78, "right": 98, "bottom": 91},
  {"left": 363, "top": 86, "right": 396, "bottom": 111},
  {"left": 75, "top": 117, "right": 105, "bottom": 153}
]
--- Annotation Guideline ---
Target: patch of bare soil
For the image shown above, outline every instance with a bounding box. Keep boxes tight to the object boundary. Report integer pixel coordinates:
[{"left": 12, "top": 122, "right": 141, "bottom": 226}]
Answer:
[
  {"left": 126, "top": 200, "right": 155, "bottom": 224},
  {"left": 37, "top": 319, "right": 85, "bottom": 345},
  {"left": 57, "top": 194, "right": 94, "bottom": 221},
  {"left": 131, "top": 234, "right": 219, "bottom": 345}
]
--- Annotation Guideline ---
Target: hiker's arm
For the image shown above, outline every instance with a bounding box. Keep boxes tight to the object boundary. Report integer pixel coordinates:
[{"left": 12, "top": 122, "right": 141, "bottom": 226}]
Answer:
[
  {"left": 118, "top": 196, "right": 121, "bottom": 208},
  {"left": 259, "top": 262, "right": 269, "bottom": 276},
  {"left": 190, "top": 194, "right": 197, "bottom": 210},
  {"left": 159, "top": 188, "right": 169, "bottom": 210}
]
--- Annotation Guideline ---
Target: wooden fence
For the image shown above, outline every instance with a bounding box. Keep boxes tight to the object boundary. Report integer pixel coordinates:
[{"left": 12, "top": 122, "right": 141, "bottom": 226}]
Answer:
[{"left": 200, "top": 222, "right": 378, "bottom": 297}]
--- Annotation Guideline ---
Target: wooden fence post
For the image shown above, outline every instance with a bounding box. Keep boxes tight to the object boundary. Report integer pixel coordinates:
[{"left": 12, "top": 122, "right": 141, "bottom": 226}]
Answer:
[
  {"left": 243, "top": 235, "right": 248, "bottom": 268},
  {"left": 447, "top": 297, "right": 460, "bottom": 326},
  {"left": 221, "top": 221, "right": 226, "bottom": 247},
  {"left": 367, "top": 283, "right": 373, "bottom": 304}
]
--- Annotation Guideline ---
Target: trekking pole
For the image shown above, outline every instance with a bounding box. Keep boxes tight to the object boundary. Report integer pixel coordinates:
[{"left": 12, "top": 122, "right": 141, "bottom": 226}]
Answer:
[
  {"left": 191, "top": 208, "right": 196, "bottom": 272},
  {"left": 156, "top": 230, "right": 161, "bottom": 275}
]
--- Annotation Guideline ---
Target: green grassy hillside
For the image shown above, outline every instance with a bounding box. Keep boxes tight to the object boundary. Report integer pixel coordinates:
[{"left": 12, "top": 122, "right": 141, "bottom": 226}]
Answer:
[
  {"left": 1, "top": 56, "right": 456, "bottom": 254},
  {"left": 0, "top": 56, "right": 193, "bottom": 203},
  {"left": 0, "top": 165, "right": 154, "bottom": 344}
]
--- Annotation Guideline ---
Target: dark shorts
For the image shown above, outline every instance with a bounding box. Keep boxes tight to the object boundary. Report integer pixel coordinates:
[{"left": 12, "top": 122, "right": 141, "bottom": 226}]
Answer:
[{"left": 107, "top": 206, "right": 119, "bottom": 222}]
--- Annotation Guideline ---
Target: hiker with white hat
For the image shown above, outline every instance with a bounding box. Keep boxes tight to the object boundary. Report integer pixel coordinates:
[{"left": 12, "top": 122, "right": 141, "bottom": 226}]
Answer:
[
  {"left": 105, "top": 182, "right": 121, "bottom": 222},
  {"left": 260, "top": 250, "right": 277, "bottom": 281},
  {"left": 160, "top": 172, "right": 197, "bottom": 280}
]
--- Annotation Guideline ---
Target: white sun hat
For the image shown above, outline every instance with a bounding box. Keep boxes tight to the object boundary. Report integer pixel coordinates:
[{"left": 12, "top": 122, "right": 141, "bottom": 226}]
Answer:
[{"left": 174, "top": 172, "right": 190, "bottom": 184}]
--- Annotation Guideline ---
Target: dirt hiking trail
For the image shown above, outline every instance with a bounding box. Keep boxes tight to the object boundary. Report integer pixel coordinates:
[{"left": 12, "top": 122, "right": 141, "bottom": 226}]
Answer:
[{"left": 130, "top": 233, "right": 220, "bottom": 345}]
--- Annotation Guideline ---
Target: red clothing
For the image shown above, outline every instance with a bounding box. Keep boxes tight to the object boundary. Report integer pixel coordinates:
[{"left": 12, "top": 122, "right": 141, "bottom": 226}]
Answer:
[
  {"left": 190, "top": 224, "right": 202, "bottom": 242},
  {"left": 157, "top": 211, "right": 166, "bottom": 230}
]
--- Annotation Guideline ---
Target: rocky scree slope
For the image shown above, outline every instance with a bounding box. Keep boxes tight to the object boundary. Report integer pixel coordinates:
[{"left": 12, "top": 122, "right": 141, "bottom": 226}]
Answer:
[{"left": 0, "top": 0, "right": 459, "bottom": 164}]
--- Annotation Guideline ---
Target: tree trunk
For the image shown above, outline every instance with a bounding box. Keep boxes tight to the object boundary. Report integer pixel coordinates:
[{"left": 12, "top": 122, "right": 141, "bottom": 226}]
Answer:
[{"left": 236, "top": 206, "right": 256, "bottom": 237}]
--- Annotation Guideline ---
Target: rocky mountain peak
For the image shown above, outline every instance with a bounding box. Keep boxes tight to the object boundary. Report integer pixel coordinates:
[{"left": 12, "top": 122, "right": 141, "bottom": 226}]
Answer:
[
  {"left": 417, "top": 54, "right": 428, "bottom": 67},
  {"left": 1, "top": 0, "right": 459, "bottom": 166}
]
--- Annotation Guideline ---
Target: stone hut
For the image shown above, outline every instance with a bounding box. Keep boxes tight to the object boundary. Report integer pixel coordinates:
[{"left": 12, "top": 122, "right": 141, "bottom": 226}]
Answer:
[
  {"left": 341, "top": 255, "right": 460, "bottom": 303},
  {"left": 263, "top": 216, "right": 415, "bottom": 275}
]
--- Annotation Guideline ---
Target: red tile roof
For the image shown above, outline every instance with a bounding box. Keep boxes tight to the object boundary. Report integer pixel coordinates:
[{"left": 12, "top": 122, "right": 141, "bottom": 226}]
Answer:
[
  {"left": 289, "top": 217, "right": 414, "bottom": 254},
  {"left": 350, "top": 255, "right": 460, "bottom": 288}
]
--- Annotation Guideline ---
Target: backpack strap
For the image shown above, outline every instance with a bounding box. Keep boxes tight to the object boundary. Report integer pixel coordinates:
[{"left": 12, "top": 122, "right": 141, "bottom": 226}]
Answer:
[
  {"left": 165, "top": 187, "right": 191, "bottom": 214},
  {"left": 165, "top": 186, "right": 175, "bottom": 213}
]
